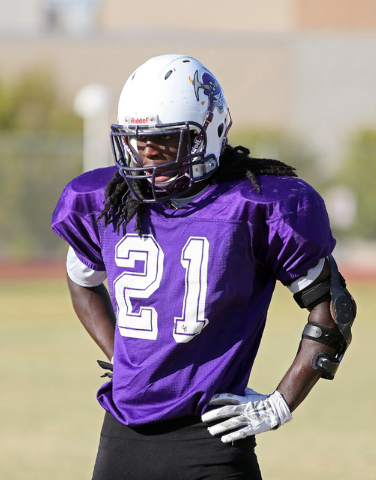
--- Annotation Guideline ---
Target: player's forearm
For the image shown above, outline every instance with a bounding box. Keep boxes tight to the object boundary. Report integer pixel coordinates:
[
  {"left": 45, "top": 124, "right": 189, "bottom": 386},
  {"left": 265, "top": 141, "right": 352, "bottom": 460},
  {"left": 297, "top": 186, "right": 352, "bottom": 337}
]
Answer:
[
  {"left": 67, "top": 276, "right": 116, "bottom": 360},
  {"left": 276, "top": 301, "right": 337, "bottom": 412}
]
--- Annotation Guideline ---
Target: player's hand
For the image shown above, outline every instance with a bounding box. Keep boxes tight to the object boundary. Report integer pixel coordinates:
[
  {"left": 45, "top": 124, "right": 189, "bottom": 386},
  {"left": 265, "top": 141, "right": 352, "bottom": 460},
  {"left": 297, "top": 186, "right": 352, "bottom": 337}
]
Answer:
[
  {"left": 97, "top": 359, "right": 113, "bottom": 378},
  {"left": 201, "top": 388, "right": 292, "bottom": 443}
]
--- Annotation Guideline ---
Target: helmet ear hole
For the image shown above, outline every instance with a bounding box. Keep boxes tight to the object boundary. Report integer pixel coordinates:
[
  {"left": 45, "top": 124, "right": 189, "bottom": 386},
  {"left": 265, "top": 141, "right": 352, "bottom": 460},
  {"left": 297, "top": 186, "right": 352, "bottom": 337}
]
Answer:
[
  {"left": 190, "top": 130, "right": 198, "bottom": 142},
  {"left": 190, "top": 129, "right": 199, "bottom": 146},
  {"left": 218, "top": 123, "right": 224, "bottom": 138}
]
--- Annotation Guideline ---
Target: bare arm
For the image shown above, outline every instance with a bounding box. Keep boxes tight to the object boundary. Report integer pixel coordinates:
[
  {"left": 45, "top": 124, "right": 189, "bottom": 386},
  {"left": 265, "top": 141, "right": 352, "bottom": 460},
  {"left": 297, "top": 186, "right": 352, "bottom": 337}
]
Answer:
[
  {"left": 276, "top": 300, "right": 335, "bottom": 412},
  {"left": 67, "top": 275, "right": 116, "bottom": 360}
]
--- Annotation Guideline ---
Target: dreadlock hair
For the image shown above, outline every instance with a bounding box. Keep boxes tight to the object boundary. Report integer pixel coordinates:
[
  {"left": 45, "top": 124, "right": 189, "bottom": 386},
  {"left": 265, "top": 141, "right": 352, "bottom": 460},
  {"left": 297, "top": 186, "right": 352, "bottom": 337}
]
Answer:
[
  {"left": 211, "top": 145, "right": 297, "bottom": 192},
  {"left": 97, "top": 145, "right": 297, "bottom": 236}
]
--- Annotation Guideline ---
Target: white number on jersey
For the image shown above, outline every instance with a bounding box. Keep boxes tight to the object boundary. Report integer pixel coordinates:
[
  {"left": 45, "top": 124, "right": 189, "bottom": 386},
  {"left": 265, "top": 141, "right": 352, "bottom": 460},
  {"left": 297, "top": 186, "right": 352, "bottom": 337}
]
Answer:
[
  {"left": 114, "top": 234, "right": 164, "bottom": 340},
  {"left": 173, "top": 237, "right": 209, "bottom": 343},
  {"left": 114, "top": 234, "right": 209, "bottom": 343}
]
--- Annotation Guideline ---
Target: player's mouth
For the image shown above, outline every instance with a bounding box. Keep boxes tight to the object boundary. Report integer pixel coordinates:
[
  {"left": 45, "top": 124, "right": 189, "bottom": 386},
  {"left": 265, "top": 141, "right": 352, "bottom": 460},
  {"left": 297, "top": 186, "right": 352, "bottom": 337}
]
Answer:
[
  {"left": 143, "top": 161, "right": 182, "bottom": 184},
  {"left": 144, "top": 167, "right": 173, "bottom": 184}
]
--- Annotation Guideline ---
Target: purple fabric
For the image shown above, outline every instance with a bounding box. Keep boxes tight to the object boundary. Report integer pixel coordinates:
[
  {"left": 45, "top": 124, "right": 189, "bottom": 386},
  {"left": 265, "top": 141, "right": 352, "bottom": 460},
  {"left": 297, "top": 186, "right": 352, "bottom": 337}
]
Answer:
[{"left": 52, "top": 168, "right": 335, "bottom": 426}]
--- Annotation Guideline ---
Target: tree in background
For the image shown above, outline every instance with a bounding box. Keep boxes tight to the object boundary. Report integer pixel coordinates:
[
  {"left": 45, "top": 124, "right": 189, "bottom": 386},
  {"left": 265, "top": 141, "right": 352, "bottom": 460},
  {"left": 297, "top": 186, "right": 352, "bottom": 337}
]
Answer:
[{"left": 0, "top": 67, "right": 82, "bottom": 131}]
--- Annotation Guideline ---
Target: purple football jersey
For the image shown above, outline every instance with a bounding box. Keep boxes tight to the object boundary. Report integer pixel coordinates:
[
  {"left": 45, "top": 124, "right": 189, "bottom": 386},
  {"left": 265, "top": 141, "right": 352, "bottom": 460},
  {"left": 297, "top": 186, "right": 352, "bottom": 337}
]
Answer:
[{"left": 52, "top": 166, "right": 335, "bottom": 426}]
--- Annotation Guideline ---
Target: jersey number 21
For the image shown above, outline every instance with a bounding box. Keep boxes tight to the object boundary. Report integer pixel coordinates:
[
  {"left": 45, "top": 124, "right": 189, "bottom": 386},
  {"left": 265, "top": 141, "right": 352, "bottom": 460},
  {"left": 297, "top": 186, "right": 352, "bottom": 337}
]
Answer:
[{"left": 114, "top": 234, "right": 209, "bottom": 344}]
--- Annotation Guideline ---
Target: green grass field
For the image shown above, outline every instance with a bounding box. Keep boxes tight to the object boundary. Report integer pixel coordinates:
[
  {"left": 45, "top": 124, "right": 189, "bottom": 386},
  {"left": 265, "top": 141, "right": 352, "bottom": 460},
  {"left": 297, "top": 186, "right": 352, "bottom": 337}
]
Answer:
[{"left": 0, "top": 278, "right": 374, "bottom": 479}]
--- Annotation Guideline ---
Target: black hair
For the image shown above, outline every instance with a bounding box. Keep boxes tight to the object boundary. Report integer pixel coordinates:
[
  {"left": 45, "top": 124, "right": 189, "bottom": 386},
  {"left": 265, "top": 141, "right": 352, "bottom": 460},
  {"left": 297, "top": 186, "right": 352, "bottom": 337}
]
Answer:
[{"left": 97, "top": 145, "right": 297, "bottom": 235}]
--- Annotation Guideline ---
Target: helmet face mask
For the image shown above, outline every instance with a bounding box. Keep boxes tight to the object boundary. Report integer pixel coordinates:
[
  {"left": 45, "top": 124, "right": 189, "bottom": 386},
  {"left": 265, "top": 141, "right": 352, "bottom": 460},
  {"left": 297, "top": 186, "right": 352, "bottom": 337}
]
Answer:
[{"left": 110, "top": 54, "right": 231, "bottom": 203}]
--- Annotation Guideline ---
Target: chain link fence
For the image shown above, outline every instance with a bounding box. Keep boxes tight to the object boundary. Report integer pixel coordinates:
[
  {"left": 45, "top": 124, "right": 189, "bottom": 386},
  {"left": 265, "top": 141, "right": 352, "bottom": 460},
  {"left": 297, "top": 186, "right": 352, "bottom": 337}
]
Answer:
[{"left": 0, "top": 130, "right": 83, "bottom": 261}]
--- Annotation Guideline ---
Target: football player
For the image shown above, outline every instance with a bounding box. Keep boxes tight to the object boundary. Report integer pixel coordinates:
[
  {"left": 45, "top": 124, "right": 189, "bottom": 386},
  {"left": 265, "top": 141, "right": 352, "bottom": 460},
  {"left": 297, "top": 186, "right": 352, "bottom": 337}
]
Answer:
[{"left": 52, "top": 54, "right": 356, "bottom": 480}]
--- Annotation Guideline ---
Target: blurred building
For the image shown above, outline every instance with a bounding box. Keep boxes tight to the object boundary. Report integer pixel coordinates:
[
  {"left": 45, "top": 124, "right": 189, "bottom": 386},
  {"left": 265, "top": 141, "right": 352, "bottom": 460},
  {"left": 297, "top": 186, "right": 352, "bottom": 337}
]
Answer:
[{"left": 1, "top": 0, "right": 376, "bottom": 172}]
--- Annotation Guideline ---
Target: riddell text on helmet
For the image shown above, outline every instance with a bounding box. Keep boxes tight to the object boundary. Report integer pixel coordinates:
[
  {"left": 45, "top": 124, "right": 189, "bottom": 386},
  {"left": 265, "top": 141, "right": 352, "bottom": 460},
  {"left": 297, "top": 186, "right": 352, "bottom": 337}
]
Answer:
[{"left": 131, "top": 117, "right": 149, "bottom": 124}]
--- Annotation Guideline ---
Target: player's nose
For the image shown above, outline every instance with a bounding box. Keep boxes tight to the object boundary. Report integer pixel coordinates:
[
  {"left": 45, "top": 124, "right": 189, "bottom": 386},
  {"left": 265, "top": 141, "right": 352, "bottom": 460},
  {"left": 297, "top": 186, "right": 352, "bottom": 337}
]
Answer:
[{"left": 142, "top": 139, "right": 161, "bottom": 160}]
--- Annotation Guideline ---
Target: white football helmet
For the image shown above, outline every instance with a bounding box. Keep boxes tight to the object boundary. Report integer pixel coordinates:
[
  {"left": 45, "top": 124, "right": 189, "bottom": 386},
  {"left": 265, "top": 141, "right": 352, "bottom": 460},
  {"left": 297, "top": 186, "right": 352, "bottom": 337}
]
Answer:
[{"left": 110, "top": 54, "right": 231, "bottom": 203}]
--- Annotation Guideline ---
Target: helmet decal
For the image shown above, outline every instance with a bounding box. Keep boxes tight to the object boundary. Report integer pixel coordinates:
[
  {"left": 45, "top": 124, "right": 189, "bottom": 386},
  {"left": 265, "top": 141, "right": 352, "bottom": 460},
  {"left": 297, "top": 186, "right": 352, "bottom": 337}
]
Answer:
[{"left": 192, "top": 70, "right": 225, "bottom": 113}]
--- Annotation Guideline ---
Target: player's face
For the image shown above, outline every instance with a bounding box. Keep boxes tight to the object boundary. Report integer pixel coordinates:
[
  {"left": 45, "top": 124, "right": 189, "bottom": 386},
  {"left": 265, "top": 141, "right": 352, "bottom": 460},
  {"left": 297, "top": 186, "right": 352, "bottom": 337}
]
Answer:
[{"left": 136, "top": 133, "right": 187, "bottom": 184}]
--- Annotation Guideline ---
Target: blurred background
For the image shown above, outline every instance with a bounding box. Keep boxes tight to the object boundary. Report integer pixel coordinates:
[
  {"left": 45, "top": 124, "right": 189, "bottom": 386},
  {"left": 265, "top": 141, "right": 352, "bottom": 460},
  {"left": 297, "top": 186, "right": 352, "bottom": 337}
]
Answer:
[
  {"left": 1, "top": 1, "right": 375, "bottom": 479},
  {"left": 1, "top": 0, "right": 376, "bottom": 269}
]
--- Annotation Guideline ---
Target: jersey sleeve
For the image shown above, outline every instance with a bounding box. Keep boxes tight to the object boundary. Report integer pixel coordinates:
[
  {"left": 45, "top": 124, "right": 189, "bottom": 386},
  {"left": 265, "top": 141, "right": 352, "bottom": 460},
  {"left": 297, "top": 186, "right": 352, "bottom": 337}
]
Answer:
[
  {"left": 51, "top": 172, "right": 107, "bottom": 271},
  {"left": 259, "top": 179, "right": 336, "bottom": 283},
  {"left": 66, "top": 246, "right": 107, "bottom": 286}
]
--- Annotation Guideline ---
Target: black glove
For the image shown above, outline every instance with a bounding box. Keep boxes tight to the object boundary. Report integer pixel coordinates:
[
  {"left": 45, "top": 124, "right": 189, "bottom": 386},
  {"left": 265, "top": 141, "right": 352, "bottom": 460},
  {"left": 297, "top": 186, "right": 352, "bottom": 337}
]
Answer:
[{"left": 97, "top": 360, "right": 113, "bottom": 379}]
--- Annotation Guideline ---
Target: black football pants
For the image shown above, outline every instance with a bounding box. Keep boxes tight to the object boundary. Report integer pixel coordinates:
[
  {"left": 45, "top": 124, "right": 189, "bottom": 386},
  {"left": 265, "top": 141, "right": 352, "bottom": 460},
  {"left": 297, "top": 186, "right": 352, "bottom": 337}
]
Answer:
[{"left": 92, "top": 411, "right": 262, "bottom": 480}]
